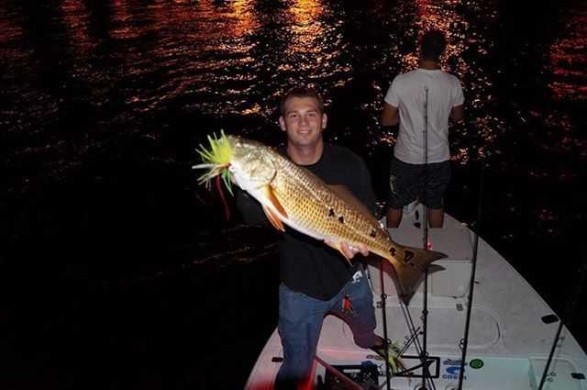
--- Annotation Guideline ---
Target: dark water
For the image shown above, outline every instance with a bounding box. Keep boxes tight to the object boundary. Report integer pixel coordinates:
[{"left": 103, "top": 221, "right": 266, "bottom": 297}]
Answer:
[{"left": 1, "top": 0, "right": 586, "bottom": 388}]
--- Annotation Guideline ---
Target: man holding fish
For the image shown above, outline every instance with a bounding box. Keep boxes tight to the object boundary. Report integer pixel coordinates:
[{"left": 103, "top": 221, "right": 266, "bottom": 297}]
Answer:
[
  {"left": 235, "top": 87, "right": 386, "bottom": 389},
  {"left": 195, "top": 87, "right": 444, "bottom": 388}
]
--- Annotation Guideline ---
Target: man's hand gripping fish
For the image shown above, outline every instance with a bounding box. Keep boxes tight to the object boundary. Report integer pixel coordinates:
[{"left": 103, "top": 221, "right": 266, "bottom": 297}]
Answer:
[{"left": 193, "top": 133, "right": 446, "bottom": 304}]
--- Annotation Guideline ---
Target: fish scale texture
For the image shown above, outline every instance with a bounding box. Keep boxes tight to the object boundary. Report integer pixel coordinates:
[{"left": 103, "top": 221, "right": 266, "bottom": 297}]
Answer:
[{"left": 268, "top": 151, "right": 398, "bottom": 262}]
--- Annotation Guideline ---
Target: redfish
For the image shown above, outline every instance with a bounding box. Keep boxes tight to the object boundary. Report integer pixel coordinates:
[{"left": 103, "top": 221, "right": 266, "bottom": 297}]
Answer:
[{"left": 194, "top": 133, "right": 445, "bottom": 304}]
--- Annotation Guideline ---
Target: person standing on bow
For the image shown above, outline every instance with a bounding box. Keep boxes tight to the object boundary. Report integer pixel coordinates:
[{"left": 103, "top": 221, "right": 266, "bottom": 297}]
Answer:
[
  {"left": 236, "top": 87, "right": 390, "bottom": 389},
  {"left": 381, "top": 29, "right": 465, "bottom": 228}
]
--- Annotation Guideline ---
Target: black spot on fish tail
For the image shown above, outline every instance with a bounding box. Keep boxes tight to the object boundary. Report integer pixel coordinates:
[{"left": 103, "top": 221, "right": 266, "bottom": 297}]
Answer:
[
  {"left": 338, "top": 216, "right": 344, "bottom": 224},
  {"left": 369, "top": 230, "right": 377, "bottom": 238},
  {"left": 389, "top": 247, "right": 397, "bottom": 257},
  {"left": 403, "top": 250, "right": 414, "bottom": 263},
  {"left": 328, "top": 208, "right": 335, "bottom": 217}
]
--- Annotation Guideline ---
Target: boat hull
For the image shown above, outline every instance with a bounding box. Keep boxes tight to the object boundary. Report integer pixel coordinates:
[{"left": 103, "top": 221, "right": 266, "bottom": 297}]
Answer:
[{"left": 245, "top": 206, "right": 587, "bottom": 390}]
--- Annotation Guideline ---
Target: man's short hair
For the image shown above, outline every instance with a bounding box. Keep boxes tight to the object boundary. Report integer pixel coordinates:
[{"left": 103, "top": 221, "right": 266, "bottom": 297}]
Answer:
[
  {"left": 280, "top": 87, "right": 325, "bottom": 115},
  {"left": 420, "top": 30, "right": 447, "bottom": 61}
]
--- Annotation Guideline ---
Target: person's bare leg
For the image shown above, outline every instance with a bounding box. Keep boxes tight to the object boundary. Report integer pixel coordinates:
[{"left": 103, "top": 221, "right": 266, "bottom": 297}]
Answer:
[
  {"left": 386, "top": 208, "right": 403, "bottom": 228},
  {"left": 428, "top": 208, "right": 444, "bottom": 228}
]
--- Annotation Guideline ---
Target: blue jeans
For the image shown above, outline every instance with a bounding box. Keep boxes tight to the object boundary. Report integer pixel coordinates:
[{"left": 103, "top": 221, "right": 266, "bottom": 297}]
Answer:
[{"left": 275, "top": 267, "right": 377, "bottom": 389}]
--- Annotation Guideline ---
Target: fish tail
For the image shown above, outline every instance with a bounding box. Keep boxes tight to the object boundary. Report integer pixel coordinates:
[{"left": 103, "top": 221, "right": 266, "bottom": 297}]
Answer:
[{"left": 386, "top": 246, "right": 446, "bottom": 305}]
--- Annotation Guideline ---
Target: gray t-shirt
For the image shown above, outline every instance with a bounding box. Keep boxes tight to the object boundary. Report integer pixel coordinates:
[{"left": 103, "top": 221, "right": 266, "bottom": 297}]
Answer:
[{"left": 385, "top": 68, "right": 464, "bottom": 164}]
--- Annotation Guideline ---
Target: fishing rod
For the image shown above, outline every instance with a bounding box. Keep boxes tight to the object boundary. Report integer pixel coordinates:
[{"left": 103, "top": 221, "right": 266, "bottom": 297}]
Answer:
[
  {"left": 378, "top": 216, "right": 433, "bottom": 390},
  {"left": 390, "top": 85, "right": 437, "bottom": 390},
  {"left": 377, "top": 266, "right": 437, "bottom": 390},
  {"left": 457, "top": 158, "right": 484, "bottom": 390},
  {"left": 377, "top": 86, "right": 439, "bottom": 390},
  {"left": 420, "top": 85, "right": 431, "bottom": 390},
  {"left": 537, "top": 258, "right": 587, "bottom": 389},
  {"left": 397, "top": 300, "right": 438, "bottom": 390},
  {"left": 378, "top": 261, "right": 392, "bottom": 390},
  {"left": 538, "top": 317, "right": 564, "bottom": 390}
]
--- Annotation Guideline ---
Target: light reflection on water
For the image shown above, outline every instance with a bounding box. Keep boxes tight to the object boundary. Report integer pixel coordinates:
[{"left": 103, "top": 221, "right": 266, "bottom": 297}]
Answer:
[
  {"left": 0, "top": 0, "right": 584, "bottom": 249},
  {"left": 2, "top": 0, "right": 505, "bottom": 155},
  {"left": 547, "top": 3, "right": 587, "bottom": 102},
  {"left": 1, "top": 0, "right": 584, "bottom": 279}
]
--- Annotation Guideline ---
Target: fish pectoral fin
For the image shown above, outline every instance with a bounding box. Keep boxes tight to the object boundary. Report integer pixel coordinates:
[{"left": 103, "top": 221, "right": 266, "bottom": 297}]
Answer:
[
  {"left": 262, "top": 184, "right": 288, "bottom": 218},
  {"left": 260, "top": 184, "right": 288, "bottom": 232},
  {"left": 262, "top": 205, "right": 285, "bottom": 232},
  {"left": 325, "top": 240, "right": 352, "bottom": 264}
]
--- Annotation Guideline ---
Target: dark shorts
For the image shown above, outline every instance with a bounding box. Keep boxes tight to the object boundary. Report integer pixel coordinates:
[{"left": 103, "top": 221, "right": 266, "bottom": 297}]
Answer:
[{"left": 387, "top": 158, "right": 451, "bottom": 209}]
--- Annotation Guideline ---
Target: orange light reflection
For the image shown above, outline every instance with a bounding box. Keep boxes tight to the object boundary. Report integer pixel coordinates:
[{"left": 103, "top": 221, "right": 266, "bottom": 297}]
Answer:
[
  {"left": 286, "top": 0, "right": 325, "bottom": 55},
  {"left": 61, "top": 0, "right": 96, "bottom": 58},
  {"left": 547, "top": 7, "right": 587, "bottom": 101}
]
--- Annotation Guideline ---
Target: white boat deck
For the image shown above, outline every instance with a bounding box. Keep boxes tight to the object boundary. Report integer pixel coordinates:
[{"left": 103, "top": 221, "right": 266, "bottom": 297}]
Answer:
[{"left": 245, "top": 207, "right": 587, "bottom": 389}]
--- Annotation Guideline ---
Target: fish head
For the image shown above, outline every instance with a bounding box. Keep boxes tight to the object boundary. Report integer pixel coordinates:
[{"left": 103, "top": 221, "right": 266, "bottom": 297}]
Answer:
[
  {"left": 193, "top": 132, "right": 279, "bottom": 197},
  {"left": 226, "top": 136, "right": 278, "bottom": 192}
]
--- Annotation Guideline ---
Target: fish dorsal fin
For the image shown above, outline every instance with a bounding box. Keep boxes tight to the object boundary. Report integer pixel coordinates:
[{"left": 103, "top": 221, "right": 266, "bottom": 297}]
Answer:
[
  {"left": 261, "top": 184, "right": 287, "bottom": 231},
  {"left": 327, "top": 184, "right": 377, "bottom": 222}
]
